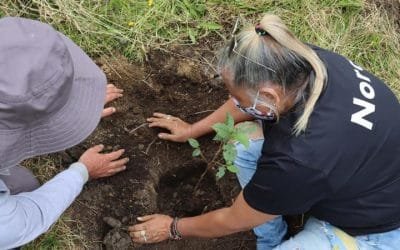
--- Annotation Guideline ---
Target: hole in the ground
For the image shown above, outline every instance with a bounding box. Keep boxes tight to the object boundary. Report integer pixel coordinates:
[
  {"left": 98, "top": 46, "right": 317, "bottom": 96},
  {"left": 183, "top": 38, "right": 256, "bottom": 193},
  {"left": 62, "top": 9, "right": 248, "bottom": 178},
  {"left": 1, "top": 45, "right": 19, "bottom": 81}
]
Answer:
[{"left": 157, "top": 161, "right": 224, "bottom": 217}]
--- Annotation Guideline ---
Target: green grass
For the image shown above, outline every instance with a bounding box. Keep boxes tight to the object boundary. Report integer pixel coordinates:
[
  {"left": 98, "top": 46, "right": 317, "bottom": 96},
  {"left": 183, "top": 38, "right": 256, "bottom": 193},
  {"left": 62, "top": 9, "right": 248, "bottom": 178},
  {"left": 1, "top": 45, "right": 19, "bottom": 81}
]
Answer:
[
  {"left": 22, "top": 216, "right": 86, "bottom": 250},
  {"left": 0, "top": 0, "right": 398, "bottom": 96},
  {"left": 1, "top": 0, "right": 399, "bottom": 248}
]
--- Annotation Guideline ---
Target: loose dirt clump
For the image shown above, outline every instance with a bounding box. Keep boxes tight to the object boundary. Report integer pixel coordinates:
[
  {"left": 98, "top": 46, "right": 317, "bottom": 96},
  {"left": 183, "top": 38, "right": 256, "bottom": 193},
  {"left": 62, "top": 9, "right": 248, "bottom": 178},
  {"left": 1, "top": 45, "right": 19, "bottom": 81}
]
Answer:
[{"left": 103, "top": 229, "right": 132, "bottom": 250}]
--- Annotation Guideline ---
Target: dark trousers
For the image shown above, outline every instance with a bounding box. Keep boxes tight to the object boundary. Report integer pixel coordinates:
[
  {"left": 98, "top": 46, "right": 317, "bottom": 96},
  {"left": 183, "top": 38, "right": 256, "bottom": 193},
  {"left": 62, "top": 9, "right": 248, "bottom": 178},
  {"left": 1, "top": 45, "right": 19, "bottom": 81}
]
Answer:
[
  {"left": 0, "top": 165, "right": 40, "bottom": 250},
  {"left": 0, "top": 165, "right": 40, "bottom": 194}
]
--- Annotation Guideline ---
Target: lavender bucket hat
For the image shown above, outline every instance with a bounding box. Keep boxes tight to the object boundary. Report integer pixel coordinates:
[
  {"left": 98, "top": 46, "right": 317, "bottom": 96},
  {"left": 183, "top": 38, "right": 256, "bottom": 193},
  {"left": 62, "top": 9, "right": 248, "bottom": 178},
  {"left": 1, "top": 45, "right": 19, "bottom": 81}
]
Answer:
[{"left": 0, "top": 17, "right": 107, "bottom": 171}]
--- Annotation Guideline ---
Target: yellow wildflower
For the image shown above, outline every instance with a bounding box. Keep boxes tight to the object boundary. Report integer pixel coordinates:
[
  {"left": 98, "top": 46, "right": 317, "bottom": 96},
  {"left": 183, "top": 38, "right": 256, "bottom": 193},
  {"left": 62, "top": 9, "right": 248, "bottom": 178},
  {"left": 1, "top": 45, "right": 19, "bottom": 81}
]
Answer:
[
  {"left": 128, "top": 21, "right": 134, "bottom": 27},
  {"left": 148, "top": 0, "right": 153, "bottom": 7}
]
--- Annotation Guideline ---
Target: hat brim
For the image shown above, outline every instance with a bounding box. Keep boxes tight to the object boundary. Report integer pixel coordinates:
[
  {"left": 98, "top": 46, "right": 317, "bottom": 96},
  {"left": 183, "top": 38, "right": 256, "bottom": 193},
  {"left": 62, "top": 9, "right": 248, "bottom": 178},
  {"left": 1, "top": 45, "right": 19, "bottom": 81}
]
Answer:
[{"left": 0, "top": 34, "right": 106, "bottom": 171}]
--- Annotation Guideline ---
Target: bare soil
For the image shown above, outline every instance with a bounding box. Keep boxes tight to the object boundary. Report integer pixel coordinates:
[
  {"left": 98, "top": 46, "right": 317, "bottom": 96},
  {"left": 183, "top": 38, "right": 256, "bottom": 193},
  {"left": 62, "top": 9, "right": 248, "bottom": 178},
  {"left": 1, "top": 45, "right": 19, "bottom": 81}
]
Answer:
[{"left": 61, "top": 44, "right": 256, "bottom": 249}]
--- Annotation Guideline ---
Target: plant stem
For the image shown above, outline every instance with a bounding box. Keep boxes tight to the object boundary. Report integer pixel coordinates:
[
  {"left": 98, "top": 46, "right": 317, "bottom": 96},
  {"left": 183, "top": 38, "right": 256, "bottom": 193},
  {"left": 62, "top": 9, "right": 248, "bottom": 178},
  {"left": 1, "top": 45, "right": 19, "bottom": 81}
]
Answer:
[
  {"left": 194, "top": 143, "right": 223, "bottom": 192},
  {"left": 198, "top": 150, "right": 208, "bottom": 164}
]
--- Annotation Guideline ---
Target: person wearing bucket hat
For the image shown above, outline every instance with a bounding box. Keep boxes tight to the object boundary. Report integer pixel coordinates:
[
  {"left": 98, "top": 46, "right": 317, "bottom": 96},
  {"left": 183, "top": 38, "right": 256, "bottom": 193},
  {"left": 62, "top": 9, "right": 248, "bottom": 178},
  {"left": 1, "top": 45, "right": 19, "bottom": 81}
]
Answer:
[{"left": 0, "top": 17, "right": 129, "bottom": 249}]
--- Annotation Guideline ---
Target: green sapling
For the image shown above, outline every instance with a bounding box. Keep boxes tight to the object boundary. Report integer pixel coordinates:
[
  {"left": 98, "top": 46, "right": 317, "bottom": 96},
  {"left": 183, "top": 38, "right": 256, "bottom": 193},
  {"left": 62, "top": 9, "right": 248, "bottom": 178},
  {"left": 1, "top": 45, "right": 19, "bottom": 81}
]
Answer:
[{"left": 188, "top": 113, "right": 255, "bottom": 190}]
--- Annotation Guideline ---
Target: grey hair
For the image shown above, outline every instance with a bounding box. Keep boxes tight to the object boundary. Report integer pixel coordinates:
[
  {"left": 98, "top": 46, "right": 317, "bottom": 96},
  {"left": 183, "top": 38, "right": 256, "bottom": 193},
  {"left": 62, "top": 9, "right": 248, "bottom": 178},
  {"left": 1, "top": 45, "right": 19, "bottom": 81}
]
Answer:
[{"left": 219, "top": 14, "right": 327, "bottom": 135}]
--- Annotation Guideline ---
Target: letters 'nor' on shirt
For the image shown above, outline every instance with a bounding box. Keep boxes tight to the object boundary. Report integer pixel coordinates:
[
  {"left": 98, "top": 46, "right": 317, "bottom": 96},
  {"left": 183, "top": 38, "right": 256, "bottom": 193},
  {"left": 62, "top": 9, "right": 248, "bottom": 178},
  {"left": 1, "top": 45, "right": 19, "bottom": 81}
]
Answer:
[{"left": 243, "top": 46, "right": 400, "bottom": 236}]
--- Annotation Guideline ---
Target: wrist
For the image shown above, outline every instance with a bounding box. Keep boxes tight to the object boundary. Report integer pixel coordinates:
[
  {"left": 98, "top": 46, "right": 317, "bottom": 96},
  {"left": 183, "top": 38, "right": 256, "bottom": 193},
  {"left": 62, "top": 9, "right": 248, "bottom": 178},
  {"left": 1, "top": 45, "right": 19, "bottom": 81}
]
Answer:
[
  {"left": 69, "top": 162, "right": 89, "bottom": 183},
  {"left": 169, "top": 217, "right": 182, "bottom": 240},
  {"left": 188, "top": 124, "right": 195, "bottom": 139},
  {"left": 187, "top": 122, "right": 202, "bottom": 140}
]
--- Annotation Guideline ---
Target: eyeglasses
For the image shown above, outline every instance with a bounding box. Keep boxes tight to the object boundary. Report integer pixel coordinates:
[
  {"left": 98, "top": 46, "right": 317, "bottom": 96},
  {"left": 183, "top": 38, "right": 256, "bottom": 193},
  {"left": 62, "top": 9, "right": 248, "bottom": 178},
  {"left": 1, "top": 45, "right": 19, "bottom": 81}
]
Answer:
[
  {"left": 227, "top": 18, "right": 276, "bottom": 73},
  {"left": 231, "top": 91, "right": 277, "bottom": 121}
]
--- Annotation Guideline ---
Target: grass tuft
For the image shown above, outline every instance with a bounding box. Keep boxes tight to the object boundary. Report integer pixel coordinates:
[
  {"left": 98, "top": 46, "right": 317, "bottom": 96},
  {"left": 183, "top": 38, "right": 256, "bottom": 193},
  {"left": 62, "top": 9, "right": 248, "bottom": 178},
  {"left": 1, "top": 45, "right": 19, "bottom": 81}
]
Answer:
[{"left": 22, "top": 216, "right": 87, "bottom": 250}]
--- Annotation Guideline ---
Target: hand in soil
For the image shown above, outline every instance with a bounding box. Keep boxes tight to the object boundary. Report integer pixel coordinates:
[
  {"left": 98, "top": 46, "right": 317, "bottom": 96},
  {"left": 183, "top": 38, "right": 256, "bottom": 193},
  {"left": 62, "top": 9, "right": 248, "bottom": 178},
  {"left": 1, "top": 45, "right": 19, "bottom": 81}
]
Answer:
[
  {"left": 129, "top": 214, "right": 173, "bottom": 243},
  {"left": 79, "top": 144, "right": 129, "bottom": 179},
  {"left": 147, "top": 112, "right": 192, "bottom": 142},
  {"left": 102, "top": 84, "right": 123, "bottom": 118}
]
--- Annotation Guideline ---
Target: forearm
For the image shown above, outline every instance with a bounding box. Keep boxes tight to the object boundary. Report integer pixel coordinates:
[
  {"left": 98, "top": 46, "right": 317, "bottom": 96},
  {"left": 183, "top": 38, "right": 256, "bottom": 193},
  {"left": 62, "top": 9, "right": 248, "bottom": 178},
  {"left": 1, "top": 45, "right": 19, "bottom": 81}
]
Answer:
[
  {"left": 190, "top": 98, "right": 252, "bottom": 138},
  {"left": 178, "top": 207, "right": 244, "bottom": 238},
  {"left": 0, "top": 163, "right": 88, "bottom": 249},
  {"left": 176, "top": 192, "right": 275, "bottom": 239},
  {"left": 129, "top": 193, "right": 275, "bottom": 243}
]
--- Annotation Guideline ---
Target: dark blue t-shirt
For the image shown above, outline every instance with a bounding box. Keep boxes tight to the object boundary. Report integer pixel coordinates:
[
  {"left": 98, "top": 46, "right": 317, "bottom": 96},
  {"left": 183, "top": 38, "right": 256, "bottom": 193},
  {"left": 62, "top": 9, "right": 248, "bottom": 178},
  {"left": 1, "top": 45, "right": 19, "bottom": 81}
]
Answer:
[{"left": 243, "top": 46, "right": 400, "bottom": 236}]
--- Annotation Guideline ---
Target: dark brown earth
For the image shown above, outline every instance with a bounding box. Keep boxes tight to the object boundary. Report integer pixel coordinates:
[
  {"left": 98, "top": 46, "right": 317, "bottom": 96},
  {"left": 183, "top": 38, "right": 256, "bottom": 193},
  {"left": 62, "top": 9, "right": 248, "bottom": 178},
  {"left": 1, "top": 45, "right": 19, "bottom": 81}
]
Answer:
[{"left": 61, "top": 43, "right": 256, "bottom": 249}]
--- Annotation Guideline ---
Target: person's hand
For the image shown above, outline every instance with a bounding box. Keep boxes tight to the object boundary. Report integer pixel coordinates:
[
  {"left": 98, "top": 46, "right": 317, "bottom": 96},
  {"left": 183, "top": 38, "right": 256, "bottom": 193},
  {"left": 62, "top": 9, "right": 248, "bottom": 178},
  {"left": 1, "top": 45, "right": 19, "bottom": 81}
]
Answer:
[
  {"left": 129, "top": 214, "right": 173, "bottom": 244},
  {"left": 79, "top": 145, "right": 129, "bottom": 179},
  {"left": 102, "top": 84, "right": 124, "bottom": 118},
  {"left": 147, "top": 113, "right": 193, "bottom": 142}
]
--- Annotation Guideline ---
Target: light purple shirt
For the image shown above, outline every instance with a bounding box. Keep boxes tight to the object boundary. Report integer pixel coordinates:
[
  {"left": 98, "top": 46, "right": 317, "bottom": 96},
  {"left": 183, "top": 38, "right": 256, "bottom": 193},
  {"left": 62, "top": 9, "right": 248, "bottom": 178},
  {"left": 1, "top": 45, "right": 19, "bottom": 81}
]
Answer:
[{"left": 0, "top": 163, "right": 88, "bottom": 249}]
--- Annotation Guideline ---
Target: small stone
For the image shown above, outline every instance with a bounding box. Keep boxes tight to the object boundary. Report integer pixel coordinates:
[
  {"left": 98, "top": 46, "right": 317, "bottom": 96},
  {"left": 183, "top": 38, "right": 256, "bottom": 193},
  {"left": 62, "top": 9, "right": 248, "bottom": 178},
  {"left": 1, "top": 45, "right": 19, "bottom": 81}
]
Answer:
[
  {"left": 183, "top": 184, "right": 192, "bottom": 191},
  {"left": 121, "top": 216, "right": 129, "bottom": 224},
  {"left": 138, "top": 144, "right": 145, "bottom": 150},
  {"left": 103, "top": 217, "right": 122, "bottom": 228},
  {"left": 103, "top": 228, "right": 133, "bottom": 250},
  {"left": 195, "top": 190, "right": 206, "bottom": 196}
]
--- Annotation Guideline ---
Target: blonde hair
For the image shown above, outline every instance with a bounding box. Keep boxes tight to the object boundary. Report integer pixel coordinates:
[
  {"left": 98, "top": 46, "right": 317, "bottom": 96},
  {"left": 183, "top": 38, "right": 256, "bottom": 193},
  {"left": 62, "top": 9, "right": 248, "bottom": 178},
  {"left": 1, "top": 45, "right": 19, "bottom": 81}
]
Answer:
[{"left": 219, "top": 14, "right": 327, "bottom": 135}]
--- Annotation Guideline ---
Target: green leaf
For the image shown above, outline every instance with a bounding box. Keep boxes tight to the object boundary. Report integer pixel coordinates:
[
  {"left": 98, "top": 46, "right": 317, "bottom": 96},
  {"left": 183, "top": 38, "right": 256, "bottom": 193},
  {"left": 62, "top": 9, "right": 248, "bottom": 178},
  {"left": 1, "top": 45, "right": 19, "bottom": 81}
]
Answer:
[
  {"left": 192, "top": 148, "right": 201, "bottom": 157},
  {"left": 227, "top": 164, "right": 239, "bottom": 173},
  {"left": 223, "top": 144, "right": 237, "bottom": 163},
  {"left": 212, "top": 123, "right": 230, "bottom": 141},
  {"left": 234, "top": 132, "right": 250, "bottom": 148},
  {"left": 337, "top": 0, "right": 363, "bottom": 9},
  {"left": 188, "top": 138, "right": 199, "bottom": 148},
  {"left": 213, "top": 134, "right": 223, "bottom": 141},
  {"left": 188, "top": 28, "right": 196, "bottom": 44},
  {"left": 200, "top": 22, "right": 222, "bottom": 30},
  {"left": 216, "top": 166, "right": 226, "bottom": 180},
  {"left": 225, "top": 113, "right": 234, "bottom": 129}
]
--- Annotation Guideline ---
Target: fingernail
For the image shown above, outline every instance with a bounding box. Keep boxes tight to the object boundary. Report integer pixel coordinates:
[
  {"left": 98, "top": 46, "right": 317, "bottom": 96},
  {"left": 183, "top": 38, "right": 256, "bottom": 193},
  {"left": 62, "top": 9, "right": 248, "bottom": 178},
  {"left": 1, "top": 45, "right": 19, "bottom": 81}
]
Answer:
[
  {"left": 118, "top": 94, "right": 123, "bottom": 97},
  {"left": 123, "top": 166, "right": 126, "bottom": 170},
  {"left": 126, "top": 158, "right": 130, "bottom": 162},
  {"left": 158, "top": 134, "right": 163, "bottom": 138},
  {"left": 99, "top": 144, "right": 104, "bottom": 148},
  {"left": 138, "top": 217, "right": 143, "bottom": 220},
  {"left": 121, "top": 149, "right": 125, "bottom": 153},
  {"left": 112, "top": 107, "right": 116, "bottom": 112}
]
